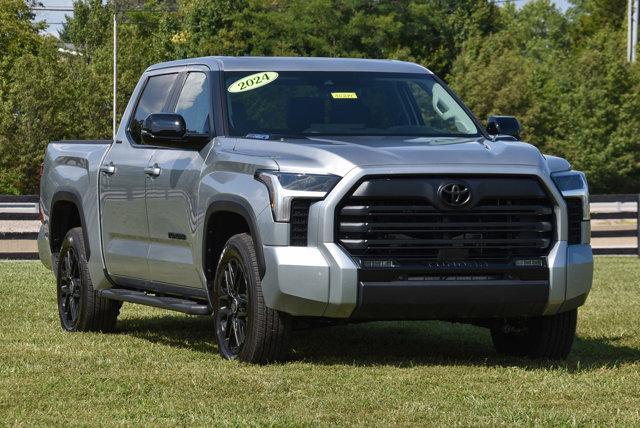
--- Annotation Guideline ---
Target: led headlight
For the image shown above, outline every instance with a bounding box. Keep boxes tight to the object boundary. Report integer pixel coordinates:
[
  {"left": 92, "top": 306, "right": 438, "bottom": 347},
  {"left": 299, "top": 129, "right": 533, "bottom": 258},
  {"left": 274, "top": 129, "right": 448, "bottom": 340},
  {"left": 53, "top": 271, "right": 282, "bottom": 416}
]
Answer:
[
  {"left": 255, "top": 171, "right": 341, "bottom": 222},
  {"left": 551, "top": 170, "right": 590, "bottom": 220}
]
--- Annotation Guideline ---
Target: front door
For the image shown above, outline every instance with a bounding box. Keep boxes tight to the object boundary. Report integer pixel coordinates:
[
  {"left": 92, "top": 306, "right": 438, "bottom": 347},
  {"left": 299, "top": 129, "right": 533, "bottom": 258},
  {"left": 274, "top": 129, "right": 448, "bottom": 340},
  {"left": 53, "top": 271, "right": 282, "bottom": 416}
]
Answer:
[
  {"left": 146, "top": 70, "right": 213, "bottom": 289},
  {"left": 100, "top": 71, "right": 180, "bottom": 281}
]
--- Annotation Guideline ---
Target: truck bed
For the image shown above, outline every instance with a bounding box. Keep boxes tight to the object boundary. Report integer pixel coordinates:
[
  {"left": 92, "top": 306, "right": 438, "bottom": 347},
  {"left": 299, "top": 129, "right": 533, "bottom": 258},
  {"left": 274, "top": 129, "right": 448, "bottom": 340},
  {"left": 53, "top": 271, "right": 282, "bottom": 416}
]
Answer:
[{"left": 39, "top": 139, "right": 113, "bottom": 282}]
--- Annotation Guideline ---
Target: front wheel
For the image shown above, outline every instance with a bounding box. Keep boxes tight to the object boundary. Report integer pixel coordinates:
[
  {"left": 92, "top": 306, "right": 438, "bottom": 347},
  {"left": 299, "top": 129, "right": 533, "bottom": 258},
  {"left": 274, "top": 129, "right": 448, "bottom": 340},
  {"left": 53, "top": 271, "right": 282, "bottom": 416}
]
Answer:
[
  {"left": 490, "top": 309, "right": 577, "bottom": 359},
  {"left": 212, "top": 233, "right": 292, "bottom": 363}
]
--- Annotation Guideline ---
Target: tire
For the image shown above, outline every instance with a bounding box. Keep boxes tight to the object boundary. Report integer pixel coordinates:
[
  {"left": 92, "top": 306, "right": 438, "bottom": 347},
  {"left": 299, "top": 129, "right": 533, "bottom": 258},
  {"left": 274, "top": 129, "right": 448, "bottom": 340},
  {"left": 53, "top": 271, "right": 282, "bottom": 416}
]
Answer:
[
  {"left": 212, "top": 233, "right": 292, "bottom": 363},
  {"left": 490, "top": 309, "right": 577, "bottom": 359},
  {"left": 56, "top": 227, "right": 121, "bottom": 332}
]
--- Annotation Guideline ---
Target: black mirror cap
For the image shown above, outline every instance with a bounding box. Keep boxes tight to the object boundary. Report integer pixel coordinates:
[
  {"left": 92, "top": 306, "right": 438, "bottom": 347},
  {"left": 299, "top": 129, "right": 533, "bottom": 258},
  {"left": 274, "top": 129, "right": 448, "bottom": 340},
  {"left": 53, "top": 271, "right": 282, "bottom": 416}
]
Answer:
[
  {"left": 486, "top": 115, "right": 521, "bottom": 140},
  {"left": 141, "top": 113, "right": 186, "bottom": 145}
]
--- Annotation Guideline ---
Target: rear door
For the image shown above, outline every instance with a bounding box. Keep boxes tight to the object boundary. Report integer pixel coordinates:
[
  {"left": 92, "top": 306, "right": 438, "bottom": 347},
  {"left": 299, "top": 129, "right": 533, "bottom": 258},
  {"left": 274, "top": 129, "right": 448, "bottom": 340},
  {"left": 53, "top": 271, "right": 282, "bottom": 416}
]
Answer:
[
  {"left": 100, "top": 71, "right": 180, "bottom": 281},
  {"left": 145, "top": 67, "right": 214, "bottom": 288}
]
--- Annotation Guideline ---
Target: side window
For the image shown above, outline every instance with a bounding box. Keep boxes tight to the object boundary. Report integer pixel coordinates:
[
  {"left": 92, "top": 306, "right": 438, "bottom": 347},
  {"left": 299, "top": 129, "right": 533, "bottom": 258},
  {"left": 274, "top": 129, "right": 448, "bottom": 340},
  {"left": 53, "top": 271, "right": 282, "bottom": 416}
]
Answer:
[
  {"left": 406, "top": 81, "right": 476, "bottom": 134},
  {"left": 129, "top": 73, "right": 178, "bottom": 144},
  {"left": 174, "top": 72, "right": 210, "bottom": 135}
]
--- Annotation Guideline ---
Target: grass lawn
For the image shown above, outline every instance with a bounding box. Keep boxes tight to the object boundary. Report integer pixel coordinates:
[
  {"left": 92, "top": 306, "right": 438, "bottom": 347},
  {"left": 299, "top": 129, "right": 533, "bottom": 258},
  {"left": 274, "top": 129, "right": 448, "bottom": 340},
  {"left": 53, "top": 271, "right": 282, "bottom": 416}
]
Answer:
[{"left": 1, "top": 257, "right": 640, "bottom": 426}]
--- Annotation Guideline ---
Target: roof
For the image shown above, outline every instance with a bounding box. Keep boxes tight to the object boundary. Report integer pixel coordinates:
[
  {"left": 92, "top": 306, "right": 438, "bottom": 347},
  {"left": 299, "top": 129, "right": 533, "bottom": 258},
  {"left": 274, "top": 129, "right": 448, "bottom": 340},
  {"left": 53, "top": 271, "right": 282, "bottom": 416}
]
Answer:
[{"left": 146, "top": 56, "right": 432, "bottom": 74}]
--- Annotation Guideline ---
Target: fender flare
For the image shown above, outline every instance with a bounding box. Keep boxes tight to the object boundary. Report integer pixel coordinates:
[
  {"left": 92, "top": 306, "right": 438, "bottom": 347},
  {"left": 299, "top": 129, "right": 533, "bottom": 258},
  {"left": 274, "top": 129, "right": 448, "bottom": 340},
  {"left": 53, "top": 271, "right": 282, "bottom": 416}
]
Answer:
[
  {"left": 203, "top": 196, "right": 266, "bottom": 279},
  {"left": 50, "top": 190, "right": 91, "bottom": 261}
]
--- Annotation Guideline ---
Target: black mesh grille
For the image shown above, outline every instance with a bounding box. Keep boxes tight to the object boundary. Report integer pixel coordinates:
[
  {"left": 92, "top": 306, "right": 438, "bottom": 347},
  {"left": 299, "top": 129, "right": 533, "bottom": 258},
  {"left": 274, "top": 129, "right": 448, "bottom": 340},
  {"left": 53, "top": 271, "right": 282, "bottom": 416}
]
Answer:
[
  {"left": 566, "top": 198, "right": 583, "bottom": 244},
  {"left": 336, "top": 176, "right": 555, "bottom": 264},
  {"left": 290, "top": 199, "right": 312, "bottom": 246}
]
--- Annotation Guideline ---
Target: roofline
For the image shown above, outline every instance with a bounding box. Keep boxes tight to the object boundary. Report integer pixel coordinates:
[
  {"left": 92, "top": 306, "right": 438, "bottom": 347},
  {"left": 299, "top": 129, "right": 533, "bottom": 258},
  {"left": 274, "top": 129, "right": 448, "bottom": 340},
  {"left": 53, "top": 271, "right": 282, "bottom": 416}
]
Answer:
[{"left": 146, "top": 56, "right": 433, "bottom": 75}]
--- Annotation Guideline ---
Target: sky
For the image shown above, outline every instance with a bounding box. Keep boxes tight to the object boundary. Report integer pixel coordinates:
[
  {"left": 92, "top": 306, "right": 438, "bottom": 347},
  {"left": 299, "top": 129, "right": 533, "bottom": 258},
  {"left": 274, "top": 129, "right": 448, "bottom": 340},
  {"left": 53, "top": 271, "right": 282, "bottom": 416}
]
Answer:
[
  {"left": 35, "top": 0, "right": 574, "bottom": 37},
  {"left": 34, "top": 0, "right": 74, "bottom": 36}
]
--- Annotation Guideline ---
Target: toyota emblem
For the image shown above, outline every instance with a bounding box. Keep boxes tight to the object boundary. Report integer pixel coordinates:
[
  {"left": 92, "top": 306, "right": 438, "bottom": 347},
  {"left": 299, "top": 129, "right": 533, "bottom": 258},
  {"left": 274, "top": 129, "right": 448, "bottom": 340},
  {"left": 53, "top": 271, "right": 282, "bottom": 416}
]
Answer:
[{"left": 438, "top": 183, "right": 471, "bottom": 207}]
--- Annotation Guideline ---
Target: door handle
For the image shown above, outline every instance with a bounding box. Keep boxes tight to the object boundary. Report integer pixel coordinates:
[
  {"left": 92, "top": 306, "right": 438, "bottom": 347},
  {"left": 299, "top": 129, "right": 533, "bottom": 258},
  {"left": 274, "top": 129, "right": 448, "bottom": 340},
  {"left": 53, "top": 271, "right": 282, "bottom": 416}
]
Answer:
[
  {"left": 144, "top": 164, "right": 161, "bottom": 177},
  {"left": 100, "top": 162, "right": 115, "bottom": 175}
]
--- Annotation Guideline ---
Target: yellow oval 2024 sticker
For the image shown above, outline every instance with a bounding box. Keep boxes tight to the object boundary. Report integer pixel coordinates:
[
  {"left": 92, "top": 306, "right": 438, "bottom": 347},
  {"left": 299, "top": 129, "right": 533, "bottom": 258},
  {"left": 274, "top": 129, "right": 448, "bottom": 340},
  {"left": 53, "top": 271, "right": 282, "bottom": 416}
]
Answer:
[{"left": 228, "top": 72, "right": 279, "bottom": 93}]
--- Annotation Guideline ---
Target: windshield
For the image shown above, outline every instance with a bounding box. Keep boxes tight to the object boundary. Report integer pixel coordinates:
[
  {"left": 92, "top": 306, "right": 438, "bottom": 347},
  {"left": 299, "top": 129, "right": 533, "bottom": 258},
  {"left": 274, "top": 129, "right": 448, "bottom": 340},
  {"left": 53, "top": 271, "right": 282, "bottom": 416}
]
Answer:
[{"left": 224, "top": 71, "right": 479, "bottom": 138}]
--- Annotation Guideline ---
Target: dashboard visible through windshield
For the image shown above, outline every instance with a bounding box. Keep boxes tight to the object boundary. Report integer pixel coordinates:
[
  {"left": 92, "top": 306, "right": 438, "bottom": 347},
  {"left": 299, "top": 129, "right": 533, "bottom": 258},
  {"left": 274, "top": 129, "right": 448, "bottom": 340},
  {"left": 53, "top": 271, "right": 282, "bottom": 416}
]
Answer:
[{"left": 223, "top": 71, "right": 480, "bottom": 139}]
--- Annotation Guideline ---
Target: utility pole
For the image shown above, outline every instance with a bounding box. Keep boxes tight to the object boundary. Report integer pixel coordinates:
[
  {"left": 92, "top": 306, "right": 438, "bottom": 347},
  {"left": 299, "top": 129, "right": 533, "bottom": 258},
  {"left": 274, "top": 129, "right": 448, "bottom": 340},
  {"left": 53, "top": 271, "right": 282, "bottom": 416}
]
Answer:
[
  {"left": 629, "top": 0, "right": 639, "bottom": 62},
  {"left": 113, "top": 12, "right": 118, "bottom": 141},
  {"left": 634, "top": 0, "right": 639, "bottom": 63}
]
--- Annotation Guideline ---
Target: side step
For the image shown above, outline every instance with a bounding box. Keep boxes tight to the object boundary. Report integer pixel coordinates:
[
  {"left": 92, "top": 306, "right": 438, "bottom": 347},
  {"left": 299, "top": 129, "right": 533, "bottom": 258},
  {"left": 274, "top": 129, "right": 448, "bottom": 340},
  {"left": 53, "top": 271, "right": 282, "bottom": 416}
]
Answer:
[{"left": 99, "top": 288, "right": 211, "bottom": 316}]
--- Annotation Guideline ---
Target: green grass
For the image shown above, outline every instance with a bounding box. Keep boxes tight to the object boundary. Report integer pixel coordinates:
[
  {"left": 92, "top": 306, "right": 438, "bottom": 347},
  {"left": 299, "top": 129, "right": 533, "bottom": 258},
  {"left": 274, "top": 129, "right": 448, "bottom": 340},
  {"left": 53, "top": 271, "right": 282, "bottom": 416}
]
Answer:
[{"left": 1, "top": 258, "right": 639, "bottom": 426}]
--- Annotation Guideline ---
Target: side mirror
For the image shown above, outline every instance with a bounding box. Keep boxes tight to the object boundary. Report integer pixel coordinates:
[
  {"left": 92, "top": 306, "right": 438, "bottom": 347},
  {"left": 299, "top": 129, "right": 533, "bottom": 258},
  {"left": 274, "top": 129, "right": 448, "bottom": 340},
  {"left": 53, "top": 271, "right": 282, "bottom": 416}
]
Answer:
[
  {"left": 141, "top": 113, "right": 186, "bottom": 145},
  {"left": 486, "top": 115, "right": 521, "bottom": 140}
]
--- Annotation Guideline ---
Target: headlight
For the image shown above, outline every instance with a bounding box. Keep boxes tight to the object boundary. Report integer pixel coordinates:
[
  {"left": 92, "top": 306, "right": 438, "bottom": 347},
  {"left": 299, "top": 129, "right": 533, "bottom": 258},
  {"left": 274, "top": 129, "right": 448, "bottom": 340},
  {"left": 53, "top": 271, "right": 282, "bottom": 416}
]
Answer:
[
  {"left": 551, "top": 170, "right": 587, "bottom": 193},
  {"left": 551, "top": 170, "right": 590, "bottom": 220},
  {"left": 255, "top": 171, "right": 340, "bottom": 222}
]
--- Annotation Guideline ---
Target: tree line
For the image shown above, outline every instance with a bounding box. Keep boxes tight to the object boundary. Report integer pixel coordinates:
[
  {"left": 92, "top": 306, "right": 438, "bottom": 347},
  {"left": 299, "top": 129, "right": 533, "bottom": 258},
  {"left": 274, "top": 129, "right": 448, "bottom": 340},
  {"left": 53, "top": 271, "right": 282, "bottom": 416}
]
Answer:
[{"left": 0, "top": 0, "right": 638, "bottom": 194}]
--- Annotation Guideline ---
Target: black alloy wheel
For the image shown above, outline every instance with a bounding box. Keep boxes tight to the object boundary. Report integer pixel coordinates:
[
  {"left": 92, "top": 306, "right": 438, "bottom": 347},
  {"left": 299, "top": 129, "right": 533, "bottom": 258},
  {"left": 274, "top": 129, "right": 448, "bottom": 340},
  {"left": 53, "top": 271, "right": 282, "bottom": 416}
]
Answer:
[
  {"left": 58, "top": 246, "right": 82, "bottom": 330},
  {"left": 56, "top": 227, "right": 121, "bottom": 332},
  {"left": 212, "top": 233, "right": 292, "bottom": 363},
  {"left": 215, "top": 257, "right": 249, "bottom": 359}
]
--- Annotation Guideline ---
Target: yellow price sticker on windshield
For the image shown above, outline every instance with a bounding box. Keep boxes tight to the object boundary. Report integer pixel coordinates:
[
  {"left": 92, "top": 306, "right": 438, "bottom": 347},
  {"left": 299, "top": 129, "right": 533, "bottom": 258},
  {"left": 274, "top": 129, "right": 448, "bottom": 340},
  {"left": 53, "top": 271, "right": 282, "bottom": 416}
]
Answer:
[
  {"left": 228, "top": 72, "right": 279, "bottom": 93},
  {"left": 331, "top": 92, "right": 358, "bottom": 99}
]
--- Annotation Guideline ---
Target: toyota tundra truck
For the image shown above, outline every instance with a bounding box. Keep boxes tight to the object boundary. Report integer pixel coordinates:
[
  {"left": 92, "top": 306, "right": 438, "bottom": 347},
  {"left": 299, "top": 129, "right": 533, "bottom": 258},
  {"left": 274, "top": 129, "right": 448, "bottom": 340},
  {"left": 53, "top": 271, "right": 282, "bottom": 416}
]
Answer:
[{"left": 38, "top": 56, "right": 592, "bottom": 363}]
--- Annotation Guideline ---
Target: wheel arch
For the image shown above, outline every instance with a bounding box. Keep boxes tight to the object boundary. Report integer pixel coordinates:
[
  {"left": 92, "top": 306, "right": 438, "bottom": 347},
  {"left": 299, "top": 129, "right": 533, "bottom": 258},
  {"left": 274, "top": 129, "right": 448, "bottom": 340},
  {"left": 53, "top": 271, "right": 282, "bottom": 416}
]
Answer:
[
  {"left": 50, "top": 190, "right": 91, "bottom": 261},
  {"left": 203, "top": 197, "right": 266, "bottom": 283}
]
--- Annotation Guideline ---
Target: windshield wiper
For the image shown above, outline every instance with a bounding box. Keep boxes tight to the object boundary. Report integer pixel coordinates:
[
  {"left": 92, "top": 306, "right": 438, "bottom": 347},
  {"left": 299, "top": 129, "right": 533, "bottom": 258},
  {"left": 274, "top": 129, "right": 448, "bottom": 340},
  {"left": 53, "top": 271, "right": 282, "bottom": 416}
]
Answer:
[{"left": 244, "top": 133, "right": 309, "bottom": 140}]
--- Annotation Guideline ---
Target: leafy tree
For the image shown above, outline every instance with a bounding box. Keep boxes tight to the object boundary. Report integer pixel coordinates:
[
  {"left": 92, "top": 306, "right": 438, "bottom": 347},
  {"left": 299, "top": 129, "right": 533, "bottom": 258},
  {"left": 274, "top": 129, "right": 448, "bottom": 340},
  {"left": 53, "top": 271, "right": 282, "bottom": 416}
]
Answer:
[
  {"left": 450, "top": 2, "right": 569, "bottom": 145},
  {"left": 0, "top": 0, "right": 48, "bottom": 193},
  {"left": 172, "top": 0, "right": 498, "bottom": 77},
  {"left": 545, "top": 27, "right": 640, "bottom": 192},
  {"left": 450, "top": 0, "right": 640, "bottom": 192},
  {"left": 568, "top": 0, "right": 627, "bottom": 38},
  {"left": 0, "top": 0, "right": 638, "bottom": 194}
]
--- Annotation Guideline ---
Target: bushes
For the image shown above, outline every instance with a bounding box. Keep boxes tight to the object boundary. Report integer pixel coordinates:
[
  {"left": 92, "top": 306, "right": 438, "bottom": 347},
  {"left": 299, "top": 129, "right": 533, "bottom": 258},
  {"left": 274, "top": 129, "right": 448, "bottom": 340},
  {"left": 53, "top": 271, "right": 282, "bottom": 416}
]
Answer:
[{"left": 449, "top": 2, "right": 640, "bottom": 193}]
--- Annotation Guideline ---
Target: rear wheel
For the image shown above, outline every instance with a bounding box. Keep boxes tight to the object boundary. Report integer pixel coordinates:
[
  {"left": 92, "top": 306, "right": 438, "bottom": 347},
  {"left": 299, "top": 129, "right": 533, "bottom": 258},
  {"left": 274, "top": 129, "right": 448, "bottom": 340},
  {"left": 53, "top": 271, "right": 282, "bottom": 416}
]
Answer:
[
  {"left": 56, "top": 227, "right": 121, "bottom": 332},
  {"left": 490, "top": 309, "right": 577, "bottom": 359},
  {"left": 213, "top": 233, "right": 292, "bottom": 363}
]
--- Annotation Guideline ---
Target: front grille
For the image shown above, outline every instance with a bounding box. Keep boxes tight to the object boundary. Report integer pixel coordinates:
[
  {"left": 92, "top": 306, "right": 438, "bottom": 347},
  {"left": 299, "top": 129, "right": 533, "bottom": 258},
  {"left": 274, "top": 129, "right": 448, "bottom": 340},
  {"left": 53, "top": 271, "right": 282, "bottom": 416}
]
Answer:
[
  {"left": 290, "top": 199, "right": 312, "bottom": 246},
  {"left": 336, "top": 176, "right": 555, "bottom": 264},
  {"left": 565, "top": 198, "right": 583, "bottom": 244}
]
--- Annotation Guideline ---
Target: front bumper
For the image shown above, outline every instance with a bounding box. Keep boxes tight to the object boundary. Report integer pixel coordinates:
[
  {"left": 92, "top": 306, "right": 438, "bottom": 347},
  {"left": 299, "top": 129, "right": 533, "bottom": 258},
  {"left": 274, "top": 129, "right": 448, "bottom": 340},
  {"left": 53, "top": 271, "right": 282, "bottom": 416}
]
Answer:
[
  {"left": 259, "top": 165, "right": 593, "bottom": 319},
  {"left": 261, "top": 241, "right": 592, "bottom": 319}
]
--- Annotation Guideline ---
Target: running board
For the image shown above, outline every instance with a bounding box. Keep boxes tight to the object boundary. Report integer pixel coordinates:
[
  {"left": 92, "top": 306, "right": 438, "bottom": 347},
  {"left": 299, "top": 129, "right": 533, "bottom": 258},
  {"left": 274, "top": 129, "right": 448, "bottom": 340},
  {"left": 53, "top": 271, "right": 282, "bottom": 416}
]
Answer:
[{"left": 99, "top": 289, "right": 211, "bottom": 316}]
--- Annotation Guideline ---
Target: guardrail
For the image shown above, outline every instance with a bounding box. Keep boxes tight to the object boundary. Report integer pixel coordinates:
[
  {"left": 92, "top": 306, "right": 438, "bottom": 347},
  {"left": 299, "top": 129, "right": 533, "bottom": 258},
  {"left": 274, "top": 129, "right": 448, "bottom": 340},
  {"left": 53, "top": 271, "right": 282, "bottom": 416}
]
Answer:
[
  {"left": 0, "top": 195, "right": 39, "bottom": 260},
  {"left": 0, "top": 194, "right": 638, "bottom": 260},
  {"left": 590, "top": 194, "right": 639, "bottom": 256}
]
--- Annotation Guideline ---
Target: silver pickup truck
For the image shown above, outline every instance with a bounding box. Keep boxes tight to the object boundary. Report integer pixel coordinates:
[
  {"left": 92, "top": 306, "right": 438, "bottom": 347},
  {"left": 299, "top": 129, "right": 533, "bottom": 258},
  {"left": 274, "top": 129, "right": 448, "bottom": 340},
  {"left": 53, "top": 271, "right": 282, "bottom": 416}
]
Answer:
[{"left": 38, "top": 56, "right": 592, "bottom": 363}]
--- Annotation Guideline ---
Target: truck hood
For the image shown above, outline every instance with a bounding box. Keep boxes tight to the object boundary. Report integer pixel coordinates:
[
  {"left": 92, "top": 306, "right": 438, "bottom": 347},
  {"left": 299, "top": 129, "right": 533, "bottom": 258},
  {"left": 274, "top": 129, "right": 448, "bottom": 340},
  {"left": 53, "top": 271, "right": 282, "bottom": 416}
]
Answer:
[{"left": 231, "top": 135, "right": 548, "bottom": 177}]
